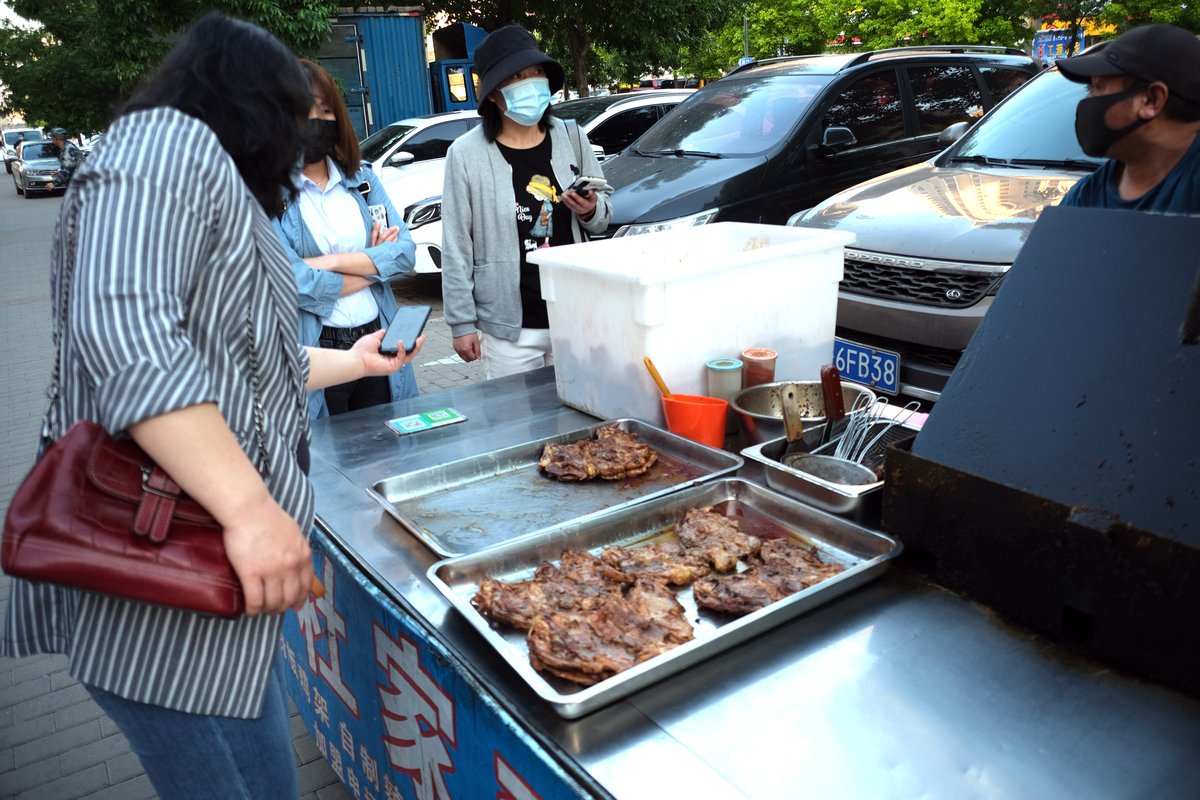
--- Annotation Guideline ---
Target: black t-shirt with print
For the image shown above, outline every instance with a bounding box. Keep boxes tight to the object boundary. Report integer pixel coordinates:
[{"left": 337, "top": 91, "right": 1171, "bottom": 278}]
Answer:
[{"left": 497, "top": 134, "right": 572, "bottom": 329}]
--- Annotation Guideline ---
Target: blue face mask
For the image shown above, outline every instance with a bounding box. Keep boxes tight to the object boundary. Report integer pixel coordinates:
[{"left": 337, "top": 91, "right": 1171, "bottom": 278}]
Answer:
[{"left": 499, "top": 77, "right": 551, "bottom": 126}]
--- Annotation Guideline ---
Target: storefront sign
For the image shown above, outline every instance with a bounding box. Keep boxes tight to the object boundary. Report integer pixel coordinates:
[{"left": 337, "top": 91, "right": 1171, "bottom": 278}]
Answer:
[
  {"left": 280, "top": 530, "right": 585, "bottom": 800},
  {"left": 1034, "top": 29, "right": 1085, "bottom": 64}
]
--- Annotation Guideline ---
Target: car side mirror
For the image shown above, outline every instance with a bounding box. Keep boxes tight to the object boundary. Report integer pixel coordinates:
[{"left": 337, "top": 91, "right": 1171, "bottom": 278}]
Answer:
[
  {"left": 387, "top": 151, "right": 415, "bottom": 168},
  {"left": 812, "top": 126, "right": 857, "bottom": 155},
  {"left": 937, "top": 121, "right": 971, "bottom": 147}
]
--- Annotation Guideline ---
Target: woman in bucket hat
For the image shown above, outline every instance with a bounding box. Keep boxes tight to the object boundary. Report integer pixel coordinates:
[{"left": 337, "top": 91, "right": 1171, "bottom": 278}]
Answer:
[{"left": 441, "top": 25, "right": 613, "bottom": 379}]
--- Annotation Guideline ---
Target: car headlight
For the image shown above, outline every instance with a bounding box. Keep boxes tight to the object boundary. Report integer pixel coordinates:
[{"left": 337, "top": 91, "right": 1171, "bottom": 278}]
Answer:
[
  {"left": 613, "top": 208, "right": 719, "bottom": 238},
  {"left": 404, "top": 197, "right": 441, "bottom": 229}
]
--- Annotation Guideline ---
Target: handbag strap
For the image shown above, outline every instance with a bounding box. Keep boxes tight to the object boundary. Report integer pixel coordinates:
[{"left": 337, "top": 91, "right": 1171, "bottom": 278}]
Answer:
[
  {"left": 45, "top": 202, "right": 272, "bottom": 477},
  {"left": 565, "top": 119, "right": 584, "bottom": 173}
]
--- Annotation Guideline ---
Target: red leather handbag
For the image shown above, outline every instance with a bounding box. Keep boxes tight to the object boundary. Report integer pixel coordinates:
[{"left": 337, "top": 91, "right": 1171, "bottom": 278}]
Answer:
[{"left": 2, "top": 421, "right": 244, "bottom": 618}]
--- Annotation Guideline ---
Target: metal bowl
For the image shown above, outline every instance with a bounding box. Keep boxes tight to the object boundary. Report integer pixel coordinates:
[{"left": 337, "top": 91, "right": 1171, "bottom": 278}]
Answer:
[{"left": 731, "top": 380, "right": 877, "bottom": 444}]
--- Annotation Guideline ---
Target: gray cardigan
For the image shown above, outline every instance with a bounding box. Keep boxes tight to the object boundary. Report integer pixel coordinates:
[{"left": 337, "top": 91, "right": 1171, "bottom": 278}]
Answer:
[{"left": 440, "top": 116, "right": 613, "bottom": 341}]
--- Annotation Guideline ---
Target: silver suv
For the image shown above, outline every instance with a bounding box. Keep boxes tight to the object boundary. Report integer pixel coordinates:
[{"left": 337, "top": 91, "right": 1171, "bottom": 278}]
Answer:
[{"left": 790, "top": 68, "right": 1099, "bottom": 402}]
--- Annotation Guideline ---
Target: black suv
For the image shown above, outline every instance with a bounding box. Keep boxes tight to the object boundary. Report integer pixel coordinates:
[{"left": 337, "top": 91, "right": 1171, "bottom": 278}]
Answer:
[{"left": 599, "top": 46, "right": 1038, "bottom": 238}]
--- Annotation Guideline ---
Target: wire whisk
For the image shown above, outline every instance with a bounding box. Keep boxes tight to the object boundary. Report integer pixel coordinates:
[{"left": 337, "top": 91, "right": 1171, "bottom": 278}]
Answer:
[{"left": 833, "top": 396, "right": 922, "bottom": 465}]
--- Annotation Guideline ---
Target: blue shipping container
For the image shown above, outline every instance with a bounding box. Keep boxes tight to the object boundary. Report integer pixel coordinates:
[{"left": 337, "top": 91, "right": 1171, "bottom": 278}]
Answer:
[{"left": 323, "top": 9, "right": 434, "bottom": 138}]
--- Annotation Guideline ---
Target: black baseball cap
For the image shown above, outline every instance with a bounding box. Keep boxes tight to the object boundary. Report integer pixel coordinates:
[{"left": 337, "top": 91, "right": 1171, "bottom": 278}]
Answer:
[
  {"left": 1057, "top": 24, "right": 1200, "bottom": 106},
  {"left": 474, "top": 25, "right": 564, "bottom": 109}
]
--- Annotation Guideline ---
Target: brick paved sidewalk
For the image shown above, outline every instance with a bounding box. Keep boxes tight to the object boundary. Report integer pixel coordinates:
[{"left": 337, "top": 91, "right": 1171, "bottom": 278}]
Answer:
[{"left": 0, "top": 186, "right": 483, "bottom": 800}]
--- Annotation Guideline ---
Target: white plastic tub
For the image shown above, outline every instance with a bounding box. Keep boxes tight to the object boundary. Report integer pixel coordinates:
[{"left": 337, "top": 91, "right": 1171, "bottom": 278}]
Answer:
[{"left": 528, "top": 222, "right": 854, "bottom": 424}]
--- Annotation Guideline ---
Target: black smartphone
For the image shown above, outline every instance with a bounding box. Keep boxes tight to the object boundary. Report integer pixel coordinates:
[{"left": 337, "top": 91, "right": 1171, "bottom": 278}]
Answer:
[{"left": 379, "top": 305, "right": 431, "bottom": 355}]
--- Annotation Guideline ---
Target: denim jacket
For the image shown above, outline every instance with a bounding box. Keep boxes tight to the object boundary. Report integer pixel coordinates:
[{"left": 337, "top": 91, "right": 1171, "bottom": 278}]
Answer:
[{"left": 274, "top": 163, "right": 419, "bottom": 418}]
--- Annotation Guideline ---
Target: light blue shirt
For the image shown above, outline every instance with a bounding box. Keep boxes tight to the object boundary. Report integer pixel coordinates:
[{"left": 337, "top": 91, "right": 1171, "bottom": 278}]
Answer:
[{"left": 274, "top": 163, "right": 421, "bottom": 417}]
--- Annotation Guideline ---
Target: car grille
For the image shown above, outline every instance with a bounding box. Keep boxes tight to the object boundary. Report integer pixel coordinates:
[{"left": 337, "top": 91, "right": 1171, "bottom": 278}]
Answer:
[
  {"left": 841, "top": 255, "right": 1003, "bottom": 309},
  {"left": 902, "top": 342, "right": 962, "bottom": 371}
]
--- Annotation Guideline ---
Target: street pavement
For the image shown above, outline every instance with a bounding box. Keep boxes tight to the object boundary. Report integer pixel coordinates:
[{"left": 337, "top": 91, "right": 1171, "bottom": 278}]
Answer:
[{"left": 0, "top": 185, "right": 483, "bottom": 799}]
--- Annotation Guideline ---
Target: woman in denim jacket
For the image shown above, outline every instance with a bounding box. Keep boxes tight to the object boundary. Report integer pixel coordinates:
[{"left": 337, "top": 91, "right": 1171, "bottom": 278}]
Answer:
[{"left": 275, "top": 59, "right": 420, "bottom": 417}]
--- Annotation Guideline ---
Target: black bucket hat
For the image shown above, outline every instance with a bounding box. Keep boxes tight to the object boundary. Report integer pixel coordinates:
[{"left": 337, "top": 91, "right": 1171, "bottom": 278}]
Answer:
[
  {"left": 1057, "top": 24, "right": 1200, "bottom": 106},
  {"left": 474, "top": 25, "right": 564, "bottom": 109}
]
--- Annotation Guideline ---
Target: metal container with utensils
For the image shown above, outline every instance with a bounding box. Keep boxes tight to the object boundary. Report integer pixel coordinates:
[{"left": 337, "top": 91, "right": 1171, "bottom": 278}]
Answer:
[
  {"left": 731, "top": 380, "right": 875, "bottom": 444},
  {"left": 741, "top": 415, "right": 920, "bottom": 521}
]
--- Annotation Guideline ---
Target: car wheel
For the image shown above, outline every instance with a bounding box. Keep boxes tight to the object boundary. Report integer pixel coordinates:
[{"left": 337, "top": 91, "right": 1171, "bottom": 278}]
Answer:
[
  {"left": 5, "top": 163, "right": 11, "bottom": 174},
  {"left": 22, "top": 185, "right": 33, "bottom": 199},
  {"left": 14, "top": 178, "right": 22, "bottom": 195}
]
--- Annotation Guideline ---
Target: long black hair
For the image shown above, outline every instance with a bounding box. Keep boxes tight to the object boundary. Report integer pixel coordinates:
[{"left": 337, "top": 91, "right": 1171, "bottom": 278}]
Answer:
[{"left": 121, "top": 13, "right": 311, "bottom": 216}]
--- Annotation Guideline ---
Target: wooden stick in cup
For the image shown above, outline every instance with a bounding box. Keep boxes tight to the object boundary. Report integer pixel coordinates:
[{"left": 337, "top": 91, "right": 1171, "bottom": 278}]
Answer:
[{"left": 643, "top": 356, "right": 672, "bottom": 398}]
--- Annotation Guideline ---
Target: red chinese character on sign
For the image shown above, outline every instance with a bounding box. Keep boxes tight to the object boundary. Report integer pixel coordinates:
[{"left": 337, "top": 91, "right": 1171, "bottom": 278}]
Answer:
[
  {"left": 373, "top": 624, "right": 457, "bottom": 800},
  {"left": 495, "top": 753, "right": 542, "bottom": 800},
  {"left": 298, "top": 556, "right": 359, "bottom": 716}
]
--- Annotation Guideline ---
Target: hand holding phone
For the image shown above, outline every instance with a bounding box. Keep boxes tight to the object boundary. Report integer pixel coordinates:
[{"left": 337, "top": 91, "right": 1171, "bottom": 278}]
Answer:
[
  {"left": 379, "top": 305, "right": 431, "bottom": 355},
  {"left": 569, "top": 176, "right": 611, "bottom": 197}
]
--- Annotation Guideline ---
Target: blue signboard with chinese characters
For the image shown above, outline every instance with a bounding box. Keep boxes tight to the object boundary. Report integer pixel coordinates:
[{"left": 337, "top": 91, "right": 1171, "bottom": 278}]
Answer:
[
  {"left": 1034, "top": 29, "right": 1086, "bottom": 64},
  {"left": 279, "top": 530, "right": 587, "bottom": 800}
]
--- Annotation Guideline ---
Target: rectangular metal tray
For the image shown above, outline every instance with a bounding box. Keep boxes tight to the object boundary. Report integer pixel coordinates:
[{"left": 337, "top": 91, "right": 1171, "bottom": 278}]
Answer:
[
  {"left": 428, "top": 478, "right": 901, "bottom": 718},
  {"left": 742, "top": 420, "right": 919, "bottom": 519},
  {"left": 369, "top": 419, "right": 742, "bottom": 557}
]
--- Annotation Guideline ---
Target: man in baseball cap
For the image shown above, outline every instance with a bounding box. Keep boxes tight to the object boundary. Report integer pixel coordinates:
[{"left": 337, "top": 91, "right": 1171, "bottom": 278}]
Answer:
[{"left": 1056, "top": 24, "right": 1200, "bottom": 211}]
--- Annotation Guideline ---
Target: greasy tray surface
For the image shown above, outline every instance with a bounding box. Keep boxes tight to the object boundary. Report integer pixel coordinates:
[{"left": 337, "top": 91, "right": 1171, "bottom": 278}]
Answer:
[
  {"left": 428, "top": 478, "right": 900, "bottom": 718},
  {"left": 369, "top": 419, "right": 742, "bottom": 557}
]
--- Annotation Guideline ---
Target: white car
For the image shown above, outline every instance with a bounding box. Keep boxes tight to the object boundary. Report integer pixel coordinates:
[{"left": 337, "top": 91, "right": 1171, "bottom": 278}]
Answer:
[
  {"left": 364, "top": 110, "right": 481, "bottom": 274},
  {"left": 380, "top": 91, "right": 694, "bottom": 275},
  {"left": 4, "top": 127, "right": 43, "bottom": 173},
  {"left": 552, "top": 90, "right": 694, "bottom": 162}
]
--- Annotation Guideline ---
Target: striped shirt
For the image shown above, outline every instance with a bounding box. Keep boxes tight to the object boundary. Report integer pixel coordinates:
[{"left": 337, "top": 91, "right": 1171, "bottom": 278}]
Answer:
[{"left": 1, "top": 108, "right": 315, "bottom": 719}]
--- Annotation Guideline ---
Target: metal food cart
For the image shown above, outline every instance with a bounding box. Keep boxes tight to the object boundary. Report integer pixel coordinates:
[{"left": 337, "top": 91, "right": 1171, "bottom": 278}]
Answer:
[{"left": 280, "top": 366, "right": 1200, "bottom": 800}]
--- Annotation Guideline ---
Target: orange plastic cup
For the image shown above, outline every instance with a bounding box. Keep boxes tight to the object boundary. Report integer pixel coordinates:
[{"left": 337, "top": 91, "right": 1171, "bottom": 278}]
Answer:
[{"left": 661, "top": 394, "right": 729, "bottom": 449}]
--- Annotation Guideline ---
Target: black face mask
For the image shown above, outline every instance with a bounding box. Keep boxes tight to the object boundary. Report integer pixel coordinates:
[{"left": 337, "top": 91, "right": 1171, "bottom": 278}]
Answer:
[
  {"left": 1075, "top": 84, "right": 1150, "bottom": 158},
  {"left": 301, "top": 118, "right": 339, "bottom": 165}
]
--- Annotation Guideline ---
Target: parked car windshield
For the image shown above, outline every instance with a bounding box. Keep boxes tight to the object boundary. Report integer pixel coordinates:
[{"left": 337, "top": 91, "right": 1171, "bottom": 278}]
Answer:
[
  {"left": 360, "top": 123, "right": 418, "bottom": 162},
  {"left": 20, "top": 142, "right": 55, "bottom": 160},
  {"left": 553, "top": 97, "right": 620, "bottom": 126},
  {"left": 4, "top": 130, "right": 36, "bottom": 146},
  {"left": 944, "top": 69, "right": 1101, "bottom": 166},
  {"left": 633, "top": 74, "right": 829, "bottom": 157}
]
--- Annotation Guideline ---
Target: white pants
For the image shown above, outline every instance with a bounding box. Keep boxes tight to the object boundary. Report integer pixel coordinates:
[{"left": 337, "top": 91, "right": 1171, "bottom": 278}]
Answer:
[{"left": 481, "top": 329, "right": 554, "bottom": 380}]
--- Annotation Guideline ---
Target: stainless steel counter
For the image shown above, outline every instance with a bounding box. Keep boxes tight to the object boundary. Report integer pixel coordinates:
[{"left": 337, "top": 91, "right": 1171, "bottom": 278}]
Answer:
[{"left": 309, "top": 367, "right": 1200, "bottom": 799}]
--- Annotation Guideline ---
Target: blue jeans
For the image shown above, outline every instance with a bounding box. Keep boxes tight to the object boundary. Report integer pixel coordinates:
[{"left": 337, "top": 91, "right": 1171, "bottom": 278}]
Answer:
[{"left": 83, "top": 654, "right": 298, "bottom": 800}]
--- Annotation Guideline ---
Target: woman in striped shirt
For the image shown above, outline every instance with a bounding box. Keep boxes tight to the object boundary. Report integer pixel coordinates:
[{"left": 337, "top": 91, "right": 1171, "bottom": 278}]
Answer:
[{"left": 0, "top": 14, "right": 423, "bottom": 800}]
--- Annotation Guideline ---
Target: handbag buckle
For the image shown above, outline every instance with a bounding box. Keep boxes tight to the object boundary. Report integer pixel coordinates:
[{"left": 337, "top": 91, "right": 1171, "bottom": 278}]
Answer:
[
  {"left": 141, "top": 465, "right": 181, "bottom": 500},
  {"left": 136, "top": 466, "right": 183, "bottom": 543}
]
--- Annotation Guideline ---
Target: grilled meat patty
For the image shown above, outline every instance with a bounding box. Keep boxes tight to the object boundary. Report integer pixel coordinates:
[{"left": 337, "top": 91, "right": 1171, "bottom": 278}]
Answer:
[
  {"left": 693, "top": 539, "right": 845, "bottom": 616},
  {"left": 538, "top": 424, "right": 658, "bottom": 482},
  {"left": 472, "top": 550, "right": 630, "bottom": 629},
  {"left": 599, "top": 542, "right": 712, "bottom": 585},
  {"left": 676, "top": 507, "right": 762, "bottom": 572},
  {"left": 527, "top": 577, "right": 693, "bottom": 685}
]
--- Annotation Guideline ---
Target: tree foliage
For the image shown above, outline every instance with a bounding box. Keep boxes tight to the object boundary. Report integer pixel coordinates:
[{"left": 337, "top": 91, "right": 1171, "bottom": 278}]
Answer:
[
  {"left": 0, "top": 0, "right": 336, "bottom": 135},
  {"left": 426, "top": 0, "right": 736, "bottom": 95}
]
